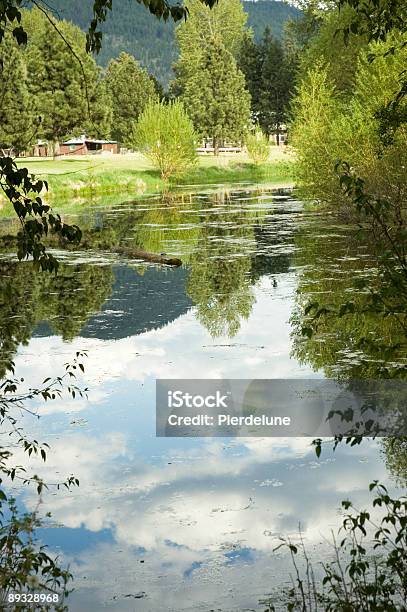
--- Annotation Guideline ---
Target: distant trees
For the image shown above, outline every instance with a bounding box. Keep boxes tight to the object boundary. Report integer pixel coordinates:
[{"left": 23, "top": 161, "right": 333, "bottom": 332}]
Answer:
[
  {"left": 0, "top": 1, "right": 298, "bottom": 157},
  {"left": 132, "top": 100, "right": 197, "bottom": 179},
  {"left": 105, "top": 52, "right": 157, "bottom": 145},
  {"left": 0, "top": 8, "right": 168, "bottom": 152},
  {"left": 239, "top": 27, "right": 295, "bottom": 143},
  {"left": 173, "top": 0, "right": 251, "bottom": 153},
  {"left": 38, "top": 0, "right": 300, "bottom": 86},
  {"left": 0, "top": 1, "right": 298, "bottom": 156}
]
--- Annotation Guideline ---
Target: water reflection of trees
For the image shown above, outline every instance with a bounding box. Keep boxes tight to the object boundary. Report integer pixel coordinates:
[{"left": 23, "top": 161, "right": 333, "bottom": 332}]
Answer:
[
  {"left": 70, "top": 196, "right": 201, "bottom": 263},
  {"left": 382, "top": 437, "right": 407, "bottom": 487},
  {"left": 60, "top": 190, "right": 272, "bottom": 340},
  {"left": 291, "top": 221, "right": 407, "bottom": 484},
  {"left": 0, "top": 261, "right": 113, "bottom": 376},
  {"left": 186, "top": 192, "right": 263, "bottom": 338},
  {"left": 0, "top": 188, "right": 283, "bottom": 360},
  {"left": 291, "top": 224, "right": 407, "bottom": 379}
]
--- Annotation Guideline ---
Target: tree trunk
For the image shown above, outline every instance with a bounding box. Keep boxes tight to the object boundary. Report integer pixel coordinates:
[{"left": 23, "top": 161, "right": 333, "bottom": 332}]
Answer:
[
  {"left": 213, "top": 137, "right": 219, "bottom": 156},
  {"left": 52, "top": 141, "right": 60, "bottom": 159},
  {"left": 114, "top": 246, "right": 182, "bottom": 267}
]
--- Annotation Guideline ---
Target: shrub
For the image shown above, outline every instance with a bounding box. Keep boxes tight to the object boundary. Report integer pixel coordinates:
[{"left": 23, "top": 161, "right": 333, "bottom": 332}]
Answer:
[
  {"left": 245, "top": 126, "right": 270, "bottom": 164},
  {"left": 132, "top": 100, "right": 197, "bottom": 180}
]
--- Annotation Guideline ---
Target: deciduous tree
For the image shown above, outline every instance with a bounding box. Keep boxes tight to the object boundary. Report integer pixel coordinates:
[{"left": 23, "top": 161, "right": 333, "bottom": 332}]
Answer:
[{"left": 133, "top": 100, "right": 197, "bottom": 179}]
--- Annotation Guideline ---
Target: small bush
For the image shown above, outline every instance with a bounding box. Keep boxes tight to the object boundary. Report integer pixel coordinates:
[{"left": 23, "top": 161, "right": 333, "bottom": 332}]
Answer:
[
  {"left": 132, "top": 100, "right": 197, "bottom": 180},
  {"left": 245, "top": 127, "right": 270, "bottom": 165}
]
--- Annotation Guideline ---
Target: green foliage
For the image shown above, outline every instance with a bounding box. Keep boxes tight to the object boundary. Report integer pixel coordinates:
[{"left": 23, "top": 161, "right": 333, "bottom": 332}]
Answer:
[
  {"left": 83, "top": 77, "right": 113, "bottom": 139},
  {"left": 245, "top": 126, "right": 270, "bottom": 164},
  {"left": 23, "top": 8, "right": 111, "bottom": 149},
  {"left": 174, "top": 0, "right": 251, "bottom": 151},
  {"left": 0, "top": 354, "right": 87, "bottom": 605},
  {"left": 283, "top": 0, "right": 323, "bottom": 55},
  {"left": 240, "top": 27, "right": 295, "bottom": 138},
  {"left": 274, "top": 482, "right": 407, "bottom": 611},
  {"left": 337, "top": 0, "right": 406, "bottom": 46},
  {"left": 179, "top": 37, "right": 251, "bottom": 152},
  {"left": 0, "top": 32, "right": 33, "bottom": 152},
  {"left": 290, "top": 62, "right": 344, "bottom": 203},
  {"left": 0, "top": 157, "right": 82, "bottom": 273},
  {"left": 1, "top": 499, "right": 71, "bottom": 611},
  {"left": 299, "top": 5, "right": 368, "bottom": 98},
  {"left": 187, "top": 197, "right": 258, "bottom": 337},
  {"left": 178, "top": 0, "right": 248, "bottom": 62},
  {"left": 382, "top": 437, "right": 407, "bottom": 487},
  {"left": 291, "top": 31, "right": 407, "bottom": 205},
  {"left": 291, "top": 21, "right": 407, "bottom": 450},
  {"left": 105, "top": 52, "right": 157, "bottom": 144},
  {"left": 0, "top": 256, "right": 114, "bottom": 375},
  {"left": 133, "top": 100, "right": 197, "bottom": 180}
]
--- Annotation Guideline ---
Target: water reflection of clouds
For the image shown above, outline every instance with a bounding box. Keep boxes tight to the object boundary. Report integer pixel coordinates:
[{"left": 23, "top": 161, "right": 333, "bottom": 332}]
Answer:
[
  {"left": 11, "top": 272, "right": 390, "bottom": 610},
  {"left": 16, "top": 432, "right": 387, "bottom": 610}
]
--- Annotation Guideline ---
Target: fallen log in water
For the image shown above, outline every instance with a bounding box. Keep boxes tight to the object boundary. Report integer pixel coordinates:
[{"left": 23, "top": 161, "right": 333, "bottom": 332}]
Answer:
[
  {"left": 114, "top": 246, "right": 182, "bottom": 267},
  {"left": 0, "top": 235, "right": 182, "bottom": 267}
]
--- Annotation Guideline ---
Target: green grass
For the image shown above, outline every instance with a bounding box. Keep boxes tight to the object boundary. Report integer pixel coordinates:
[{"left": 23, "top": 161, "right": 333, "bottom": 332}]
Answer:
[
  {"left": 8, "top": 152, "right": 295, "bottom": 202},
  {"left": 180, "top": 159, "right": 294, "bottom": 186}
]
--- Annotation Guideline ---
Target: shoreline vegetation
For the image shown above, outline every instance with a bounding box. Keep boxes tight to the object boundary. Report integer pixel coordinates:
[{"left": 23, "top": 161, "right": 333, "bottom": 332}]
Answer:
[{"left": 4, "top": 150, "right": 295, "bottom": 205}]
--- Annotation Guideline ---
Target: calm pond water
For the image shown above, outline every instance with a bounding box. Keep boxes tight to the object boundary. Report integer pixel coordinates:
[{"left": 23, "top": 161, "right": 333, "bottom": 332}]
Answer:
[{"left": 1, "top": 185, "right": 400, "bottom": 611}]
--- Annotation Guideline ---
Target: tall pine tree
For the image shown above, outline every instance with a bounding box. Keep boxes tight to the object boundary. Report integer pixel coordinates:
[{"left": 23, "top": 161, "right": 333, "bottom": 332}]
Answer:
[
  {"left": 240, "top": 28, "right": 295, "bottom": 142},
  {"left": 173, "top": 0, "right": 251, "bottom": 153},
  {"left": 24, "top": 9, "right": 111, "bottom": 152},
  {"left": 181, "top": 38, "right": 251, "bottom": 153},
  {"left": 105, "top": 52, "right": 157, "bottom": 145},
  {"left": 0, "top": 33, "right": 33, "bottom": 152},
  {"left": 259, "top": 29, "right": 294, "bottom": 141}
]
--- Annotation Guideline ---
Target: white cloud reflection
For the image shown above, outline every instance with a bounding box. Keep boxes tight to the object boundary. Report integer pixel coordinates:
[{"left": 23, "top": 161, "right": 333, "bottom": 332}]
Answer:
[{"left": 8, "top": 276, "right": 392, "bottom": 611}]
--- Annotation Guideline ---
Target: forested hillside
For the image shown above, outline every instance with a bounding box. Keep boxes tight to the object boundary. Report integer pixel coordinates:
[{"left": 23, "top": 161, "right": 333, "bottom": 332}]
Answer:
[{"left": 45, "top": 0, "right": 300, "bottom": 85}]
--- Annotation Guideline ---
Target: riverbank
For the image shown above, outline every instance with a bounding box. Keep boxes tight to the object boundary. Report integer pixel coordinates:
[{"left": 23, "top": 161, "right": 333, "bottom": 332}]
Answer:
[{"left": 10, "top": 150, "right": 295, "bottom": 201}]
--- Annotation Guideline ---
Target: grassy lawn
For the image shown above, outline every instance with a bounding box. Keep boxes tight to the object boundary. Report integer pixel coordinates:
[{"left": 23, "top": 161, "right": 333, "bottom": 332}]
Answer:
[{"left": 12, "top": 149, "right": 295, "bottom": 201}]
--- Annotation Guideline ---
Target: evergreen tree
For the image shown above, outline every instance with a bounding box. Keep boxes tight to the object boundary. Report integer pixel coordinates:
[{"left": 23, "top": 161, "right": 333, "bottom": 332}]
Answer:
[
  {"left": 85, "top": 79, "right": 113, "bottom": 139},
  {"left": 240, "top": 27, "right": 295, "bottom": 141},
  {"left": 24, "top": 9, "right": 108, "bottom": 152},
  {"left": 259, "top": 28, "right": 294, "bottom": 141},
  {"left": 173, "top": 0, "right": 251, "bottom": 153},
  {"left": 105, "top": 52, "right": 157, "bottom": 145},
  {"left": 181, "top": 38, "right": 251, "bottom": 153},
  {"left": 238, "top": 32, "right": 262, "bottom": 121},
  {"left": 0, "top": 34, "right": 32, "bottom": 152}
]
